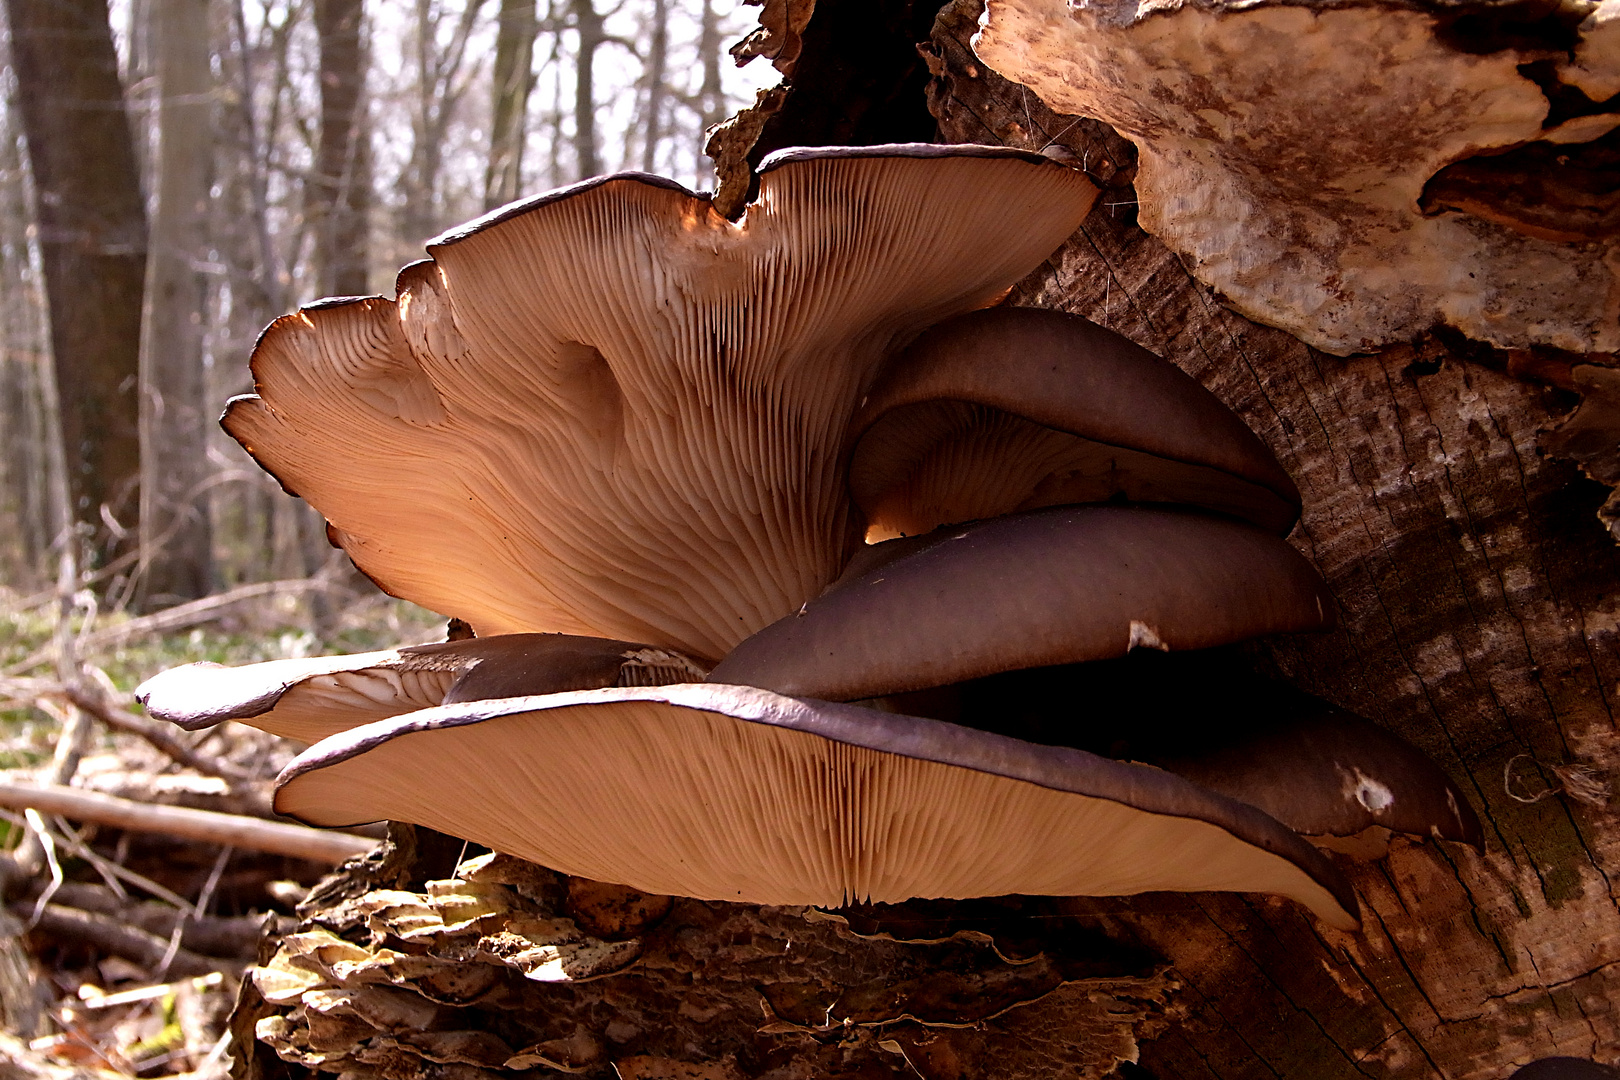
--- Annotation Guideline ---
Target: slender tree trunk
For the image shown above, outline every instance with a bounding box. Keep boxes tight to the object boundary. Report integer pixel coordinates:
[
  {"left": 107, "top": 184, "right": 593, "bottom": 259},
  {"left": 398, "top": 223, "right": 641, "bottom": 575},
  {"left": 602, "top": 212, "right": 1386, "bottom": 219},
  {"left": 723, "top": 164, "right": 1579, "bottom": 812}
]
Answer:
[
  {"left": 2, "top": 0, "right": 148, "bottom": 570},
  {"left": 137, "top": 0, "right": 215, "bottom": 606},
  {"left": 639, "top": 0, "right": 668, "bottom": 172},
  {"left": 486, "top": 0, "right": 539, "bottom": 208},
  {"left": 696, "top": 0, "right": 726, "bottom": 135},
  {"left": 570, "top": 0, "right": 604, "bottom": 180},
  {"left": 310, "top": 0, "right": 370, "bottom": 298}
]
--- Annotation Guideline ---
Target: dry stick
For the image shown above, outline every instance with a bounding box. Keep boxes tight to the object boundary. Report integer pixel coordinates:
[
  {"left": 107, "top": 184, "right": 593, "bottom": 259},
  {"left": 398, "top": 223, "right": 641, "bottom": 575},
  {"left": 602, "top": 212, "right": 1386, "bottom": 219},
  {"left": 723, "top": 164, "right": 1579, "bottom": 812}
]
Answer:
[
  {"left": 0, "top": 780, "right": 375, "bottom": 864},
  {"left": 0, "top": 807, "right": 199, "bottom": 911},
  {"left": 3, "top": 575, "right": 346, "bottom": 676},
  {"left": 62, "top": 684, "right": 256, "bottom": 783},
  {"left": 17, "top": 879, "right": 266, "bottom": 958},
  {"left": 17, "top": 904, "right": 220, "bottom": 978},
  {"left": 0, "top": 676, "right": 257, "bottom": 784}
]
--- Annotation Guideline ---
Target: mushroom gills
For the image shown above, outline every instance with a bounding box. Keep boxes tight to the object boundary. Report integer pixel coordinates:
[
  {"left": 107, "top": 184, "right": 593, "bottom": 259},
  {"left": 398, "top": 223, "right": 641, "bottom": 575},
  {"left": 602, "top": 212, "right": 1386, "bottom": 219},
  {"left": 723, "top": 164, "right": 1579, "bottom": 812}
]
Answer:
[
  {"left": 226, "top": 147, "right": 1097, "bottom": 659},
  {"left": 849, "top": 308, "right": 1301, "bottom": 540},
  {"left": 878, "top": 648, "right": 1483, "bottom": 849},
  {"left": 710, "top": 505, "right": 1335, "bottom": 702},
  {"left": 273, "top": 683, "right": 1360, "bottom": 930},
  {"left": 137, "top": 633, "right": 709, "bottom": 744}
]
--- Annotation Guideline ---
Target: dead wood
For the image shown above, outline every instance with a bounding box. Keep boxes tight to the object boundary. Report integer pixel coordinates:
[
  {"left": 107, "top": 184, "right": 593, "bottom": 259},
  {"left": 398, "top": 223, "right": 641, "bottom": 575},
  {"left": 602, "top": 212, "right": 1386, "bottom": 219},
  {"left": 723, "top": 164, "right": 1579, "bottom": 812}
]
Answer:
[
  {"left": 18, "top": 904, "right": 222, "bottom": 978},
  {"left": 0, "top": 780, "right": 376, "bottom": 864},
  {"left": 74, "top": 772, "right": 274, "bottom": 820},
  {"left": 17, "top": 879, "right": 274, "bottom": 959},
  {"left": 59, "top": 685, "right": 255, "bottom": 783}
]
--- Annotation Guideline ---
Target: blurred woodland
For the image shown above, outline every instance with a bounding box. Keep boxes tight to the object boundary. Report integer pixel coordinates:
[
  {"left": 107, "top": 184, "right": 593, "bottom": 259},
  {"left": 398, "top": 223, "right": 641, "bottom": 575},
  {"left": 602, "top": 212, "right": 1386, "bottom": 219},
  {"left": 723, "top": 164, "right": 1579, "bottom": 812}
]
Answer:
[{"left": 0, "top": 0, "right": 762, "bottom": 1072}]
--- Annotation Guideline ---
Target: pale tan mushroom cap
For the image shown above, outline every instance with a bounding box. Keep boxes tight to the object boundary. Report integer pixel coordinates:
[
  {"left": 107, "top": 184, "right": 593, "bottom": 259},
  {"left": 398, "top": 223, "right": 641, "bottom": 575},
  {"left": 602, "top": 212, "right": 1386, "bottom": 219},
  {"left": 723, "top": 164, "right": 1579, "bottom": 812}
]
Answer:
[
  {"left": 226, "top": 148, "right": 1097, "bottom": 660},
  {"left": 136, "top": 634, "right": 708, "bottom": 745},
  {"left": 274, "top": 683, "right": 1359, "bottom": 929}
]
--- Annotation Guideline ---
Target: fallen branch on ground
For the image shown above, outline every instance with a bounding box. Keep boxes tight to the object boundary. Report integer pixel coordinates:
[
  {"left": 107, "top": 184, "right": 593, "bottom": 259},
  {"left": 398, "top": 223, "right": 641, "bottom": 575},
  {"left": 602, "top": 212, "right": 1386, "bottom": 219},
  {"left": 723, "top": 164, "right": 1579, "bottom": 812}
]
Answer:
[
  {"left": 17, "top": 879, "right": 274, "bottom": 958},
  {"left": 76, "top": 772, "right": 274, "bottom": 819},
  {"left": 0, "top": 780, "right": 376, "bottom": 864},
  {"left": 0, "top": 677, "right": 256, "bottom": 783},
  {"left": 60, "top": 685, "right": 256, "bottom": 783},
  {"left": 16, "top": 904, "right": 222, "bottom": 978}
]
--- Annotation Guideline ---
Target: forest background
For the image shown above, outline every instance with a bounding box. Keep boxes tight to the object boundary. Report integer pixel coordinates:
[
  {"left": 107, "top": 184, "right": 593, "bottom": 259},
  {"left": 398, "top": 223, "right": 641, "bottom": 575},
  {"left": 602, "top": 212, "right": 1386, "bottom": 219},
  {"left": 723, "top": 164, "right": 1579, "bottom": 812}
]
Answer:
[{"left": 0, "top": 1, "right": 770, "bottom": 1071}]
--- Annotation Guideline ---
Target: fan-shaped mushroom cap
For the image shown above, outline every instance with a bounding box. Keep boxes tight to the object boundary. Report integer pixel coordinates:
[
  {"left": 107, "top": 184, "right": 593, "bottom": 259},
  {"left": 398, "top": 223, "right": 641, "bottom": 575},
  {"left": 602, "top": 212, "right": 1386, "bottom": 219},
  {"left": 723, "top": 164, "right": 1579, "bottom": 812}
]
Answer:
[
  {"left": 224, "top": 145, "right": 1097, "bottom": 661},
  {"left": 136, "top": 634, "right": 707, "bottom": 744},
  {"left": 710, "top": 506, "right": 1334, "bottom": 702},
  {"left": 920, "top": 652, "right": 1483, "bottom": 847},
  {"left": 1154, "top": 706, "right": 1482, "bottom": 848},
  {"left": 849, "top": 307, "right": 1300, "bottom": 539},
  {"left": 274, "top": 683, "right": 1359, "bottom": 929}
]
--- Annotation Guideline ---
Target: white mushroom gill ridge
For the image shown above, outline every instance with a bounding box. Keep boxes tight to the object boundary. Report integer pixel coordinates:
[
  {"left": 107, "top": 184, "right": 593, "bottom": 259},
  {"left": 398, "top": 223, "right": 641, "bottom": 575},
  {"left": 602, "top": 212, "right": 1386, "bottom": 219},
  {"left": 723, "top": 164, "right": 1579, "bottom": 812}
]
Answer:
[{"left": 227, "top": 151, "right": 1096, "bottom": 660}]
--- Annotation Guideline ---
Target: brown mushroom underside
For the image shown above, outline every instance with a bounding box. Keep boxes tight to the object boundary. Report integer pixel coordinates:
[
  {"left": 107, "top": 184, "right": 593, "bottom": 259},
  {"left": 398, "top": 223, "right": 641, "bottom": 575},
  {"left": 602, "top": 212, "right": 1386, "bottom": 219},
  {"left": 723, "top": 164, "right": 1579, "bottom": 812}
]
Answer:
[
  {"left": 224, "top": 146, "right": 1098, "bottom": 661},
  {"left": 273, "top": 683, "right": 1359, "bottom": 929},
  {"left": 887, "top": 650, "right": 1483, "bottom": 846},
  {"left": 137, "top": 633, "right": 708, "bottom": 744}
]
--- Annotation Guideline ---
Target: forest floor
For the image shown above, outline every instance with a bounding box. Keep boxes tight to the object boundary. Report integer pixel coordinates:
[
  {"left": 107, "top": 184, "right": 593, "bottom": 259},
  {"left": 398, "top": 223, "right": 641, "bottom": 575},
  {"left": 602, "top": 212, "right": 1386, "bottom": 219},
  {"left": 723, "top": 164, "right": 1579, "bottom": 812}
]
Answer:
[{"left": 0, "top": 578, "right": 440, "bottom": 1079}]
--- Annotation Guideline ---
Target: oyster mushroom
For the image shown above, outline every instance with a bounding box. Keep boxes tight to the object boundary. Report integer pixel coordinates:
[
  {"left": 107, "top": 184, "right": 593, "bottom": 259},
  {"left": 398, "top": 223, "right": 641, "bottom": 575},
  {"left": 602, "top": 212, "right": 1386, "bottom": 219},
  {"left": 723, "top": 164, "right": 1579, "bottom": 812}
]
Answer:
[
  {"left": 273, "top": 683, "right": 1361, "bottom": 930},
  {"left": 226, "top": 143, "right": 1098, "bottom": 662},
  {"left": 138, "top": 634, "right": 709, "bottom": 744},
  {"left": 847, "top": 307, "right": 1301, "bottom": 540},
  {"left": 139, "top": 146, "right": 1488, "bottom": 931}
]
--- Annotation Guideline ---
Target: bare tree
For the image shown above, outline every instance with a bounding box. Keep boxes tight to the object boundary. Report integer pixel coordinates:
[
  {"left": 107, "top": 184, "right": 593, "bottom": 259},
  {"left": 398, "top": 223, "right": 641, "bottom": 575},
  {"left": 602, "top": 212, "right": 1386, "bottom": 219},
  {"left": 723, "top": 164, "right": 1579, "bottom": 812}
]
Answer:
[
  {"left": 310, "top": 0, "right": 371, "bottom": 297},
  {"left": 569, "top": 0, "right": 606, "bottom": 179},
  {"left": 486, "top": 0, "right": 540, "bottom": 208},
  {"left": 400, "top": 0, "right": 490, "bottom": 245},
  {"left": 137, "top": 0, "right": 216, "bottom": 606},
  {"left": 2, "top": 0, "right": 148, "bottom": 570},
  {"left": 638, "top": 0, "right": 668, "bottom": 171}
]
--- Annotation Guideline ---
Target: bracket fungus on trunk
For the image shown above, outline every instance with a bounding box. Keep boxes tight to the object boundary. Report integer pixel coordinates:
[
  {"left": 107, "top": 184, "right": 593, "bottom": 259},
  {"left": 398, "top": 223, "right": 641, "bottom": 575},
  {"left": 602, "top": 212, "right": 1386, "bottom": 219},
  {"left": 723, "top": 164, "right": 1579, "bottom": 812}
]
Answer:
[
  {"left": 972, "top": 0, "right": 1620, "bottom": 355},
  {"left": 141, "top": 145, "right": 1488, "bottom": 935}
]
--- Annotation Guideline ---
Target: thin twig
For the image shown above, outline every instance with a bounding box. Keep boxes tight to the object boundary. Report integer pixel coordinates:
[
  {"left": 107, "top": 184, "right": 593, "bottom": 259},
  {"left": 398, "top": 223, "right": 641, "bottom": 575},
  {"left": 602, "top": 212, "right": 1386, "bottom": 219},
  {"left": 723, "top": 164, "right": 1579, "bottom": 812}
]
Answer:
[
  {"left": 0, "top": 779, "right": 376, "bottom": 863},
  {"left": 0, "top": 807, "right": 195, "bottom": 911},
  {"left": 4, "top": 574, "right": 351, "bottom": 675}
]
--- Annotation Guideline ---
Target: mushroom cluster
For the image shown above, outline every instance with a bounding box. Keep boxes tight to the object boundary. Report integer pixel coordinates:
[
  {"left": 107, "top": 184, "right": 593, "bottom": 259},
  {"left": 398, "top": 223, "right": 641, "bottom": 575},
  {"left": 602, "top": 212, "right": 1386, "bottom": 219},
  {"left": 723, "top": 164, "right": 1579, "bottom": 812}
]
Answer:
[{"left": 141, "top": 144, "right": 1481, "bottom": 933}]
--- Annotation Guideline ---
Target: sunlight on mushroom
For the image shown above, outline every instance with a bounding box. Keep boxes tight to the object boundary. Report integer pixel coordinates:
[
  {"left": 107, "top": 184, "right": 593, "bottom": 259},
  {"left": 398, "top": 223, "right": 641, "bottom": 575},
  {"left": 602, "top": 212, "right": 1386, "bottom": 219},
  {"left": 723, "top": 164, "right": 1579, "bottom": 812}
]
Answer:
[{"left": 140, "top": 143, "right": 1490, "bottom": 930}]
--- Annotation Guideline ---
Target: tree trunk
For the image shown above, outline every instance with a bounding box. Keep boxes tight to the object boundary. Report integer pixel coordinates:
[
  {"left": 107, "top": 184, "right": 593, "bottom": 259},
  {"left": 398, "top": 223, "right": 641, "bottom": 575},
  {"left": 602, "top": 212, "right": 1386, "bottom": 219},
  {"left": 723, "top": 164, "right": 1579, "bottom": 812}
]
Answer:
[
  {"left": 137, "top": 0, "right": 215, "bottom": 607},
  {"left": 695, "top": 0, "right": 726, "bottom": 135},
  {"left": 638, "top": 0, "right": 668, "bottom": 173},
  {"left": 486, "top": 0, "right": 539, "bottom": 209},
  {"left": 570, "top": 0, "right": 604, "bottom": 180},
  {"left": 232, "top": 0, "right": 1620, "bottom": 1076},
  {"left": 2, "top": 0, "right": 148, "bottom": 570},
  {"left": 310, "top": 0, "right": 370, "bottom": 298}
]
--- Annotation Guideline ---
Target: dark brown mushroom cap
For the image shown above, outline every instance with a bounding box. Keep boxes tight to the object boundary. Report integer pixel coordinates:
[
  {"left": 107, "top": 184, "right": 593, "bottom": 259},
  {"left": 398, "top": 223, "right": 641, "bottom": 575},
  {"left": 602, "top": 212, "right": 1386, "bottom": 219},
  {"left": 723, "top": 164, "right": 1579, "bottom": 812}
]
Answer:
[
  {"left": 709, "top": 506, "right": 1335, "bottom": 702},
  {"left": 273, "top": 683, "right": 1359, "bottom": 929},
  {"left": 223, "top": 146, "right": 1097, "bottom": 662},
  {"left": 136, "top": 634, "right": 707, "bottom": 744},
  {"left": 848, "top": 307, "right": 1301, "bottom": 540},
  {"left": 906, "top": 651, "right": 1482, "bottom": 847},
  {"left": 1151, "top": 702, "right": 1483, "bottom": 847}
]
